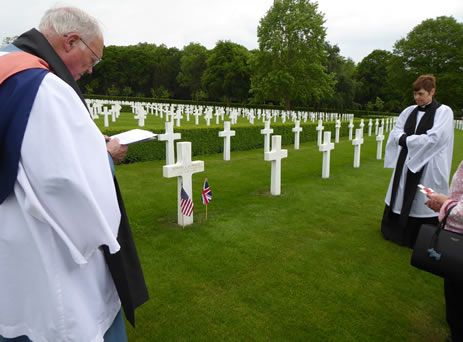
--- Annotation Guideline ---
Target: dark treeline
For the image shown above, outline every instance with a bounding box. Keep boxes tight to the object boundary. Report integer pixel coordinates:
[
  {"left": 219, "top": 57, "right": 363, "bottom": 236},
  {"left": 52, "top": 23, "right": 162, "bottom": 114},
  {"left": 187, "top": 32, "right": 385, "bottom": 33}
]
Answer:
[{"left": 78, "top": 3, "right": 463, "bottom": 114}]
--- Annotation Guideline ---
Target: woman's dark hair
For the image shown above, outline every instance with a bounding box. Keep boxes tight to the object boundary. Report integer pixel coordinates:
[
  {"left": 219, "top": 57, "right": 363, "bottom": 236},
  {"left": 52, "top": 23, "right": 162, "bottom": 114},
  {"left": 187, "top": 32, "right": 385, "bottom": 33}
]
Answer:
[{"left": 413, "top": 75, "right": 436, "bottom": 92}]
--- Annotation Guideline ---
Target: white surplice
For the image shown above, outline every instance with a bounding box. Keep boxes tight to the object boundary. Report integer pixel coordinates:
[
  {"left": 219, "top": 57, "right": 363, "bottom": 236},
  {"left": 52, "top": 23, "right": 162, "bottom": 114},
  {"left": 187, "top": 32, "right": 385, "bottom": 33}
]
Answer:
[
  {"left": 384, "top": 103, "right": 454, "bottom": 217},
  {"left": 0, "top": 70, "right": 122, "bottom": 341}
]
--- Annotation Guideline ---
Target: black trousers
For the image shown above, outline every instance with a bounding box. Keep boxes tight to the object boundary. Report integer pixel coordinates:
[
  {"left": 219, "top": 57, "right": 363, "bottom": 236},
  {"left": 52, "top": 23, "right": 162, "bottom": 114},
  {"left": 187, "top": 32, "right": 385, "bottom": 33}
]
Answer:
[{"left": 445, "top": 278, "right": 463, "bottom": 342}]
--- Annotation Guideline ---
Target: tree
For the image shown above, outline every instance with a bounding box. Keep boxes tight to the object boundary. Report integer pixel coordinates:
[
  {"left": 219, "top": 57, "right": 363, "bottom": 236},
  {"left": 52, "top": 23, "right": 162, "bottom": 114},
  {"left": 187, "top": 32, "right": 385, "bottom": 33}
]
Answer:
[
  {"left": 177, "top": 43, "right": 208, "bottom": 100},
  {"left": 251, "top": 0, "right": 334, "bottom": 110},
  {"left": 1, "top": 36, "right": 18, "bottom": 48},
  {"left": 322, "top": 42, "right": 358, "bottom": 110},
  {"left": 202, "top": 40, "right": 251, "bottom": 106},
  {"left": 392, "top": 16, "right": 463, "bottom": 111},
  {"left": 355, "top": 49, "right": 396, "bottom": 110}
]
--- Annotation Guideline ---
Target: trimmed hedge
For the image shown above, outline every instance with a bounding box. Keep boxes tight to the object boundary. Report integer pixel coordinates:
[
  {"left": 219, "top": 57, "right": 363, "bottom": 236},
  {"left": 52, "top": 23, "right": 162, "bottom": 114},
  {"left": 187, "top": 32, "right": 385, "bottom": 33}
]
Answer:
[{"left": 102, "top": 120, "right": 359, "bottom": 164}]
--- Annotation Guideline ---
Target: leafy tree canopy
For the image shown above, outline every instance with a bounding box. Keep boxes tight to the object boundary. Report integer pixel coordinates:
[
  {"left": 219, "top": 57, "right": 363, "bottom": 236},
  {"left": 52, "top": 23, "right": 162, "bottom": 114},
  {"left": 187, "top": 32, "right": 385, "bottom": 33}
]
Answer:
[
  {"left": 201, "top": 40, "right": 251, "bottom": 106},
  {"left": 393, "top": 16, "right": 463, "bottom": 111},
  {"left": 251, "top": 0, "right": 335, "bottom": 110}
]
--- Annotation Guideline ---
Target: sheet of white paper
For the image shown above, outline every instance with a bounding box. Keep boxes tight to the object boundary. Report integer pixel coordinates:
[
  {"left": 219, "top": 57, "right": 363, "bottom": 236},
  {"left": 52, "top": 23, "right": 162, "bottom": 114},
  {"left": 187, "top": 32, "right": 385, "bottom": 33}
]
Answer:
[{"left": 110, "top": 129, "right": 156, "bottom": 145}]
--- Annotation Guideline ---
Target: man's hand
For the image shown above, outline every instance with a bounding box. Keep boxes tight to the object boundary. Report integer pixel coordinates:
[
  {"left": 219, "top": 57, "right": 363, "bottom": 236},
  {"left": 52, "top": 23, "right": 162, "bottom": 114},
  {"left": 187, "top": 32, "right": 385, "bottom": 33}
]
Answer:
[{"left": 105, "top": 136, "right": 128, "bottom": 164}]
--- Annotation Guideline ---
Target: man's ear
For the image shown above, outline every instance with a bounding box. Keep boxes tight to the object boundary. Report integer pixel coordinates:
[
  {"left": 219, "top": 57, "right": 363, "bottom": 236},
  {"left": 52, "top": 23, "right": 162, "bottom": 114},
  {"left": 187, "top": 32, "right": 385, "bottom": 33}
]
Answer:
[{"left": 63, "top": 33, "right": 79, "bottom": 52}]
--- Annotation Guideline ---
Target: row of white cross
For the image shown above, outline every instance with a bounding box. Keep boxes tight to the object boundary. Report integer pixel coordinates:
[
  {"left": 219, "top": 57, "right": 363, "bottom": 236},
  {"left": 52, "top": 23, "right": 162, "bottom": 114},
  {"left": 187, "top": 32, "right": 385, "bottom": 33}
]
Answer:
[
  {"left": 155, "top": 118, "right": 390, "bottom": 225},
  {"left": 87, "top": 99, "right": 359, "bottom": 128}
]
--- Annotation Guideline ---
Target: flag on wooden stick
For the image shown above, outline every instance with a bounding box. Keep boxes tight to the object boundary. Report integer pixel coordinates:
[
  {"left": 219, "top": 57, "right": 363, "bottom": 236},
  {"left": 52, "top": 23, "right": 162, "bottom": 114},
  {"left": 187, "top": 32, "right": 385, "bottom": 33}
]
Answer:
[
  {"left": 180, "top": 187, "right": 194, "bottom": 217},
  {"left": 202, "top": 177, "right": 212, "bottom": 221},
  {"left": 202, "top": 178, "right": 212, "bottom": 205}
]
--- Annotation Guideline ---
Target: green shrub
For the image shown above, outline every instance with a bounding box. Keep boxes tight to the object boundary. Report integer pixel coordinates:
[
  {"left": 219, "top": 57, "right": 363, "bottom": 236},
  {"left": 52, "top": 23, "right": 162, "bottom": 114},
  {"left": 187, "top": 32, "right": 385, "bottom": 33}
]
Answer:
[{"left": 102, "top": 120, "right": 357, "bottom": 164}]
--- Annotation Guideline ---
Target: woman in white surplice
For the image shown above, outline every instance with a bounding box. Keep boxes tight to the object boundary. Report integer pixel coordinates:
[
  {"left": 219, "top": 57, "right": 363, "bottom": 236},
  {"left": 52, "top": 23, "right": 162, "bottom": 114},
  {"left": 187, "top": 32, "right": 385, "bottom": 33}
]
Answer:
[{"left": 381, "top": 75, "right": 454, "bottom": 248}]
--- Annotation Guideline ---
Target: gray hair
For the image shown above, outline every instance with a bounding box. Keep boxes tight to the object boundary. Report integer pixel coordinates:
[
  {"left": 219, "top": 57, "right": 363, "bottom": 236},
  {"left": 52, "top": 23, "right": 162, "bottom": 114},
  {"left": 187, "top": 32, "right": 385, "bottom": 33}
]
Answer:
[{"left": 39, "top": 7, "right": 102, "bottom": 43}]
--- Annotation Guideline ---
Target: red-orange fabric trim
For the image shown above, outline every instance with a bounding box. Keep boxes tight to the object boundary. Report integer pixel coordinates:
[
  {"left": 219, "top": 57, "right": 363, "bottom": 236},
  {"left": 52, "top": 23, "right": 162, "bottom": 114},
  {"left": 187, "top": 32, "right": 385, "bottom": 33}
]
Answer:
[{"left": 0, "top": 51, "right": 51, "bottom": 85}]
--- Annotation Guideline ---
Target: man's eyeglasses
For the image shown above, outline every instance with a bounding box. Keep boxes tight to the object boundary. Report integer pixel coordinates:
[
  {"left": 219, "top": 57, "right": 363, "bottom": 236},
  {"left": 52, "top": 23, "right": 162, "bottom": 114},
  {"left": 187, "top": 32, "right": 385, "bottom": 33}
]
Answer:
[{"left": 79, "top": 37, "right": 102, "bottom": 67}]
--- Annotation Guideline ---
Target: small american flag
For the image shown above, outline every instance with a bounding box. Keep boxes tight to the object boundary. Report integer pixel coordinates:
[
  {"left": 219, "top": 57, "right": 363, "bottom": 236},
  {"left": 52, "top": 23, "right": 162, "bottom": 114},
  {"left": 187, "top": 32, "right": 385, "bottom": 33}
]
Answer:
[
  {"left": 181, "top": 187, "right": 194, "bottom": 216},
  {"left": 202, "top": 178, "right": 212, "bottom": 205}
]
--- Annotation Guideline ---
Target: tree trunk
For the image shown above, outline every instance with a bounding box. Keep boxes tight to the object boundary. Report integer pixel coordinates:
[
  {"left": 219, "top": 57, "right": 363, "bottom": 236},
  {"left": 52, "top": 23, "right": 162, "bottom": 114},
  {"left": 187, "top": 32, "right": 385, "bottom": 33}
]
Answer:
[{"left": 285, "top": 99, "right": 291, "bottom": 111}]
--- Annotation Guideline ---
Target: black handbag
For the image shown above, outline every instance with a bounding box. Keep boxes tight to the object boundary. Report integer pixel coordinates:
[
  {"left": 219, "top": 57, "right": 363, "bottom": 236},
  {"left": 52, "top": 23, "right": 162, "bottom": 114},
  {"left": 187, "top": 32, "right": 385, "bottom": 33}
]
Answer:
[{"left": 411, "top": 205, "right": 463, "bottom": 282}]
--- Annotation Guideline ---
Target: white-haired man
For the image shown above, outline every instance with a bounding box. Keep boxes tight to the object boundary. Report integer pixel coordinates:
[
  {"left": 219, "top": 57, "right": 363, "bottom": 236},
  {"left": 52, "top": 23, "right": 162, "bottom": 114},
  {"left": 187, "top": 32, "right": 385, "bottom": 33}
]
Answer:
[{"left": 0, "top": 7, "right": 148, "bottom": 342}]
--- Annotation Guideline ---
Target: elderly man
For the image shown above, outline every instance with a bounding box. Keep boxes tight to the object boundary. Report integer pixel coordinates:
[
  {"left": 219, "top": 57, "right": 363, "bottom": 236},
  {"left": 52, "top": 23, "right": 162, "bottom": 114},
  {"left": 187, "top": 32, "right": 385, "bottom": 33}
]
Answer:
[{"left": 0, "top": 7, "right": 148, "bottom": 342}]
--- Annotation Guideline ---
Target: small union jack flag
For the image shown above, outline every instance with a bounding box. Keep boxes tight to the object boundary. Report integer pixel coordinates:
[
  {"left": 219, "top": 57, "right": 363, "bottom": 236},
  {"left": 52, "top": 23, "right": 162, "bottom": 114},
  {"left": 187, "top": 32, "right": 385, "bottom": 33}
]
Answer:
[
  {"left": 202, "top": 178, "right": 212, "bottom": 205},
  {"left": 180, "top": 187, "right": 194, "bottom": 216}
]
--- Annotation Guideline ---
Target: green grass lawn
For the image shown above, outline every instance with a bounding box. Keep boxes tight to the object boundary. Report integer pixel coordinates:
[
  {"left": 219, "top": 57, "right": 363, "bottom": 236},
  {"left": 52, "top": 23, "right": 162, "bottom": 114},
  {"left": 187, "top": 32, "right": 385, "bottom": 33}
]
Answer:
[{"left": 115, "top": 128, "right": 463, "bottom": 342}]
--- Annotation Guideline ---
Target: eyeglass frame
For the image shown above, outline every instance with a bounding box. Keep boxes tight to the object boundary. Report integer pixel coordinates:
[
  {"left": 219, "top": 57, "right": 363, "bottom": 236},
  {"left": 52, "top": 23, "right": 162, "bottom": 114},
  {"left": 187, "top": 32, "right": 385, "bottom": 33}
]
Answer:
[{"left": 63, "top": 34, "right": 102, "bottom": 67}]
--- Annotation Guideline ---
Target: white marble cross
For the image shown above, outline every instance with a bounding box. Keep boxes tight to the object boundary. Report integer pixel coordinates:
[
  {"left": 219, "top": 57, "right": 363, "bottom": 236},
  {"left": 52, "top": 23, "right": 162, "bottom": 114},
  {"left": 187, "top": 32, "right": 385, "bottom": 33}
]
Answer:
[
  {"left": 204, "top": 110, "right": 212, "bottom": 126},
  {"left": 352, "top": 128, "right": 364, "bottom": 168},
  {"left": 376, "top": 127, "right": 385, "bottom": 160},
  {"left": 175, "top": 109, "right": 183, "bottom": 127},
  {"left": 101, "top": 107, "right": 110, "bottom": 127},
  {"left": 335, "top": 120, "right": 341, "bottom": 143},
  {"left": 319, "top": 131, "right": 335, "bottom": 179},
  {"left": 158, "top": 121, "right": 181, "bottom": 165},
  {"left": 136, "top": 107, "right": 147, "bottom": 127},
  {"left": 359, "top": 119, "right": 365, "bottom": 137},
  {"left": 316, "top": 120, "right": 324, "bottom": 146},
  {"left": 193, "top": 109, "right": 201, "bottom": 125},
  {"left": 163, "top": 142, "right": 204, "bottom": 226},
  {"left": 218, "top": 121, "right": 236, "bottom": 161},
  {"left": 292, "top": 120, "right": 303, "bottom": 150},
  {"left": 368, "top": 119, "right": 373, "bottom": 136},
  {"left": 348, "top": 119, "right": 354, "bottom": 140},
  {"left": 264, "top": 135, "right": 288, "bottom": 196},
  {"left": 261, "top": 121, "right": 274, "bottom": 152},
  {"left": 215, "top": 110, "right": 221, "bottom": 125},
  {"left": 375, "top": 118, "right": 379, "bottom": 135}
]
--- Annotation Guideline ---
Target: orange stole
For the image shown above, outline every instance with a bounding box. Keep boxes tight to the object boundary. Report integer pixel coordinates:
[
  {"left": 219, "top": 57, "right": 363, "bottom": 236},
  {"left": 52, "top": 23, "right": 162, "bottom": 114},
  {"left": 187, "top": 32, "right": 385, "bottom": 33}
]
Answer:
[{"left": 0, "top": 51, "right": 50, "bottom": 84}]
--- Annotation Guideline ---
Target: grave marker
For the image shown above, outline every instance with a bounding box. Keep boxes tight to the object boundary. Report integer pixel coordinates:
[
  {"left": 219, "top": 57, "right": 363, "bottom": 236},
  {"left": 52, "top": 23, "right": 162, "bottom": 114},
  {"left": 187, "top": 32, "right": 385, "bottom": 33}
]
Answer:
[
  {"left": 352, "top": 128, "right": 364, "bottom": 168},
  {"left": 158, "top": 121, "right": 181, "bottom": 165},
  {"left": 292, "top": 120, "right": 302, "bottom": 150},
  {"left": 348, "top": 119, "right": 354, "bottom": 140},
  {"left": 261, "top": 121, "right": 274, "bottom": 153},
  {"left": 264, "top": 135, "right": 288, "bottom": 196},
  {"left": 316, "top": 120, "right": 324, "bottom": 146},
  {"left": 319, "top": 131, "right": 335, "bottom": 179},
  {"left": 163, "top": 142, "right": 204, "bottom": 226},
  {"left": 335, "top": 120, "right": 341, "bottom": 143},
  {"left": 376, "top": 127, "right": 385, "bottom": 160},
  {"left": 218, "top": 121, "right": 236, "bottom": 161}
]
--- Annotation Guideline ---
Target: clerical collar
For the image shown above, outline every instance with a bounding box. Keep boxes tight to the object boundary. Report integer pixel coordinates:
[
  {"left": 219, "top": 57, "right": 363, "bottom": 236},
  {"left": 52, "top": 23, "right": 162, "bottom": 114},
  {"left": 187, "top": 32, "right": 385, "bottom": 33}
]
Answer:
[{"left": 418, "top": 100, "right": 433, "bottom": 111}]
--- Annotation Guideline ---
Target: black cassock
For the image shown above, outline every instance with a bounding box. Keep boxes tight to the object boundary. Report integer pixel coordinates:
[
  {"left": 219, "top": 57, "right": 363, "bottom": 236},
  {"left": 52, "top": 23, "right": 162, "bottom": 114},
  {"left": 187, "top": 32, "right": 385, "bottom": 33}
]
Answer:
[{"left": 381, "top": 100, "right": 440, "bottom": 248}]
